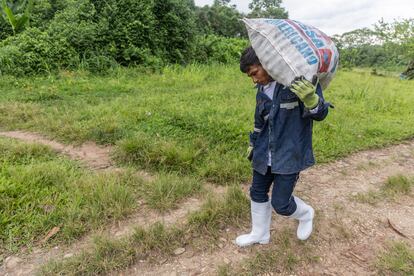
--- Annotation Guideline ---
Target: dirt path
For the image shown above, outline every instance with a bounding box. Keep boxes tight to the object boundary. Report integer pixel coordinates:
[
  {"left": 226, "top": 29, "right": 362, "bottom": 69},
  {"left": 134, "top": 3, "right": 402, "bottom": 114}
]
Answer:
[
  {"left": 121, "top": 141, "right": 414, "bottom": 275},
  {"left": 1, "top": 131, "right": 413, "bottom": 275},
  {"left": 0, "top": 131, "right": 113, "bottom": 170}
]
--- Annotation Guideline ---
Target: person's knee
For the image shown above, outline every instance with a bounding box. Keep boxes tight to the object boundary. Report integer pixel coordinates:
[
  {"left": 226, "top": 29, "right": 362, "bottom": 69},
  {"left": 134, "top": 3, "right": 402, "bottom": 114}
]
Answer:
[
  {"left": 250, "top": 187, "right": 269, "bottom": 203},
  {"left": 271, "top": 198, "right": 295, "bottom": 216}
]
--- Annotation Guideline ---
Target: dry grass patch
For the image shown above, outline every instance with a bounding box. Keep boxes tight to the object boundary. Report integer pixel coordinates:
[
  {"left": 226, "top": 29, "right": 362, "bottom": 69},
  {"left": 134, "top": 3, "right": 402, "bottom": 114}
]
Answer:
[
  {"left": 376, "top": 241, "right": 414, "bottom": 275},
  {"left": 353, "top": 174, "right": 413, "bottom": 205}
]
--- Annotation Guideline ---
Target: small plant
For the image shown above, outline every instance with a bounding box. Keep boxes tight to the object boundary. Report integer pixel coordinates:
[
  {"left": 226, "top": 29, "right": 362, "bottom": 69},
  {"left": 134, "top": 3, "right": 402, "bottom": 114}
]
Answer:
[
  {"left": 384, "top": 175, "right": 412, "bottom": 195},
  {"left": 377, "top": 241, "right": 414, "bottom": 275},
  {"left": 1, "top": 0, "right": 32, "bottom": 35},
  {"left": 353, "top": 174, "right": 413, "bottom": 205}
]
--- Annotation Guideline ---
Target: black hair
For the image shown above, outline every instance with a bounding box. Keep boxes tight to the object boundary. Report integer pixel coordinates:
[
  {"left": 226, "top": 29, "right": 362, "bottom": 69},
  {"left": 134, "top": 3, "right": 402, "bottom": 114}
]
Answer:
[{"left": 240, "top": 46, "right": 260, "bottom": 73}]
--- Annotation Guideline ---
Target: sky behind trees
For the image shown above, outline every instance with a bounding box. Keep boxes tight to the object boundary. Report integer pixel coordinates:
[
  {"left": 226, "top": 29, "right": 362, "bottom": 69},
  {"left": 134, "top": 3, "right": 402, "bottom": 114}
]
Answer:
[{"left": 194, "top": 0, "right": 414, "bottom": 35}]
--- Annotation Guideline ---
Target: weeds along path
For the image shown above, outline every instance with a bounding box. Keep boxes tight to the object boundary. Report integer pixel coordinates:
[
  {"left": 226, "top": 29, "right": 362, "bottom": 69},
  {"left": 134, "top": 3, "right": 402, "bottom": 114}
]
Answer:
[
  {"left": 121, "top": 140, "right": 414, "bottom": 275},
  {"left": 0, "top": 130, "right": 227, "bottom": 275},
  {"left": 0, "top": 131, "right": 113, "bottom": 170}
]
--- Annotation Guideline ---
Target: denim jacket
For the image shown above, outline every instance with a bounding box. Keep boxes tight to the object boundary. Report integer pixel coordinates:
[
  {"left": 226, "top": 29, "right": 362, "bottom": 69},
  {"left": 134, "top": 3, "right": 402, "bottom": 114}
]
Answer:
[{"left": 250, "top": 83, "right": 330, "bottom": 175}]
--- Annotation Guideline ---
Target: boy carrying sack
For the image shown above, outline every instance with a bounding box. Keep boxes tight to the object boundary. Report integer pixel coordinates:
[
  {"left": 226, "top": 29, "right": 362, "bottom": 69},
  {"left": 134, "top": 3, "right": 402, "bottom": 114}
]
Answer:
[{"left": 235, "top": 46, "right": 332, "bottom": 246}]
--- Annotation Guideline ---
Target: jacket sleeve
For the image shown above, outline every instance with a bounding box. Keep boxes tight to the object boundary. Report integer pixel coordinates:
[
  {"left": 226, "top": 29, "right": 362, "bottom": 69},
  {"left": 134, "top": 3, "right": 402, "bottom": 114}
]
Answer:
[
  {"left": 250, "top": 92, "right": 265, "bottom": 146},
  {"left": 302, "top": 83, "right": 331, "bottom": 121}
]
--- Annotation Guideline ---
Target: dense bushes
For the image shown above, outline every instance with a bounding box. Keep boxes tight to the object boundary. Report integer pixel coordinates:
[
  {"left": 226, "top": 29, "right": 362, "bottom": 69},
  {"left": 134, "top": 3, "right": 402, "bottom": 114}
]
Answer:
[
  {"left": 0, "top": 28, "right": 77, "bottom": 75},
  {"left": 0, "top": 0, "right": 203, "bottom": 75},
  {"left": 194, "top": 35, "right": 248, "bottom": 64}
]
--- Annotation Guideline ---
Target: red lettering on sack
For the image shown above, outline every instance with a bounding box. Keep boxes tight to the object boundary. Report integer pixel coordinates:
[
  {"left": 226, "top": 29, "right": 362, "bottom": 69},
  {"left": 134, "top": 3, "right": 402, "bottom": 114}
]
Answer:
[{"left": 318, "top": 49, "right": 332, "bottom": 73}]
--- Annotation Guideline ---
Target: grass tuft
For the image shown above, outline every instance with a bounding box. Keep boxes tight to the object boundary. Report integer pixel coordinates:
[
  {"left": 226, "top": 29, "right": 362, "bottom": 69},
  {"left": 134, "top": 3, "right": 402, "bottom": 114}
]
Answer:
[
  {"left": 377, "top": 241, "right": 414, "bottom": 275},
  {"left": 143, "top": 173, "right": 202, "bottom": 212},
  {"left": 384, "top": 175, "right": 413, "bottom": 195},
  {"left": 188, "top": 185, "right": 249, "bottom": 237},
  {"left": 353, "top": 174, "right": 413, "bottom": 205}
]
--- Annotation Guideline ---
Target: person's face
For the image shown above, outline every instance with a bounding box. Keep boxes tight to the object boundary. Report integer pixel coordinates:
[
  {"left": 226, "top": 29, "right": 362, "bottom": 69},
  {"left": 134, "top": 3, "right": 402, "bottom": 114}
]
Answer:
[{"left": 246, "top": 64, "right": 271, "bottom": 85}]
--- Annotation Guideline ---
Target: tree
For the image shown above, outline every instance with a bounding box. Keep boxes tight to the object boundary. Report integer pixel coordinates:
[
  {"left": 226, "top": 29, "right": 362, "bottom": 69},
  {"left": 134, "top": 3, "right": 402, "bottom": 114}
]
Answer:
[
  {"left": 374, "top": 18, "right": 414, "bottom": 61},
  {"left": 248, "top": 0, "right": 288, "bottom": 19},
  {"left": 333, "top": 28, "right": 378, "bottom": 49},
  {"left": 332, "top": 18, "right": 414, "bottom": 68},
  {"left": 195, "top": 0, "right": 246, "bottom": 37},
  {"left": 1, "top": 0, "right": 32, "bottom": 35}
]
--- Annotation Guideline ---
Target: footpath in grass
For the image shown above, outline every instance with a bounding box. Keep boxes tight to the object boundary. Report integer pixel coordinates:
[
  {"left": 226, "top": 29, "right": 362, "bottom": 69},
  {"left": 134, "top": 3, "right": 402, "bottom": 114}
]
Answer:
[
  {"left": 0, "top": 138, "right": 202, "bottom": 256},
  {"left": 0, "top": 66, "right": 413, "bottom": 184}
]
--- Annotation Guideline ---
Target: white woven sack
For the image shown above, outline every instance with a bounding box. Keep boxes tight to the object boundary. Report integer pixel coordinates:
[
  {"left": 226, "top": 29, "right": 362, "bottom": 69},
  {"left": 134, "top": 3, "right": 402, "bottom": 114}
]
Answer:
[{"left": 243, "top": 18, "right": 339, "bottom": 89}]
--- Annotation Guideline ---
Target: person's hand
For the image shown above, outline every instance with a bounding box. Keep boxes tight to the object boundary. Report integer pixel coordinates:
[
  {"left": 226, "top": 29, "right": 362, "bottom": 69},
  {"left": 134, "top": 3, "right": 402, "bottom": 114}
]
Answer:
[
  {"left": 247, "top": 145, "right": 253, "bottom": 161},
  {"left": 290, "top": 76, "right": 319, "bottom": 109}
]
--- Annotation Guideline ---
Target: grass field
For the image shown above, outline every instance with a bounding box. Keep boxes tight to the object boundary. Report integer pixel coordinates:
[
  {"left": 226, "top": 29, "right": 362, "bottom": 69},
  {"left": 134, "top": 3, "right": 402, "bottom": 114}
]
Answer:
[{"left": 0, "top": 65, "right": 413, "bottom": 273}]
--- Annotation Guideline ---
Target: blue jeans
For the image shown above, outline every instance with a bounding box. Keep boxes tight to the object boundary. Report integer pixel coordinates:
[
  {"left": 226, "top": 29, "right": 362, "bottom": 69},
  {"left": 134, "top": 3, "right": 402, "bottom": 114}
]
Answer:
[{"left": 250, "top": 167, "right": 300, "bottom": 216}]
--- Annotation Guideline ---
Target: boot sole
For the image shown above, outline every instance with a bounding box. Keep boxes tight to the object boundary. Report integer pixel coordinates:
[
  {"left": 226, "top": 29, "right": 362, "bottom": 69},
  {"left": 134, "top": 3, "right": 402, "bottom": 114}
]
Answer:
[{"left": 236, "top": 239, "right": 270, "bottom": 247}]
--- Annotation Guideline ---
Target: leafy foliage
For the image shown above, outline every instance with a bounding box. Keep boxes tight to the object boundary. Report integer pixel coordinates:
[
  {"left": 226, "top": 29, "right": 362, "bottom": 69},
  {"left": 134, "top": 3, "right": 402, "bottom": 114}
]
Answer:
[
  {"left": 0, "top": 27, "right": 77, "bottom": 75},
  {"left": 248, "top": 0, "right": 288, "bottom": 19},
  {"left": 334, "top": 18, "right": 414, "bottom": 69},
  {"left": 1, "top": 0, "right": 32, "bottom": 35},
  {"left": 195, "top": 0, "right": 246, "bottom": 38},
  {"left": 194, "top": 35, "right": 248, "bottom": 64},
  {"left": 0, "top": 0, "right": 198, "bottom": 75}
]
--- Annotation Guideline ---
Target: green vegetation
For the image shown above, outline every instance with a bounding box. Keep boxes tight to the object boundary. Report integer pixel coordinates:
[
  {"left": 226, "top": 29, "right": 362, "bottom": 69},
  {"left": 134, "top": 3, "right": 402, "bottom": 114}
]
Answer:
[
  {"left": 1, "top": 0, "right": 32, "bottom": 35},
  {"left": 377, "top": 241, "right": 414, "bottom": 275},
  {"left": 334, "top": 19, "right": 414, "bottom": 70},
  {"left": 40, "top": 185, "right": 249, "bottom": 275},
  {"left": 0, "top": 137, "right": 204, "bottom": 255},
  {"left": 384, "top": 175, "right": 413, "bottom": 195},
  {"left": 0, "top": 138, "right": 142, "bottom": 253},
  {"left": 0, "top": 0, "right": 198, "bottom": 75},
  {"left": 353, "top": 174, "right": 413, "bottom": 205},
  {"left": 143, "top": 173, "right": 202, "bottom": 212}
]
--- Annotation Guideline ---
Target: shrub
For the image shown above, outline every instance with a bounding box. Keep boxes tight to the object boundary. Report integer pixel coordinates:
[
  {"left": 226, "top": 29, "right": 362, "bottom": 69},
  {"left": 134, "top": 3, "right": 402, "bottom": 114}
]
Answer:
[
  {"left": 194, "top": 35, "right": 248, "bottom": 64},
  {"left": 0, "top": 27, "right": 77, "bottom": 75}
]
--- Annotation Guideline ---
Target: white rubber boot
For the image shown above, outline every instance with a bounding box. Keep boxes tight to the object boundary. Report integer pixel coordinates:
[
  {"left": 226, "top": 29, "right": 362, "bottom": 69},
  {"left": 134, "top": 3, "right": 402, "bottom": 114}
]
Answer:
[
  {"left": 235, "top": 200, "right": 272, "bottom": 247},
  {"left": 289, "top": 196, "right": 314, "bottom": 241}
]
